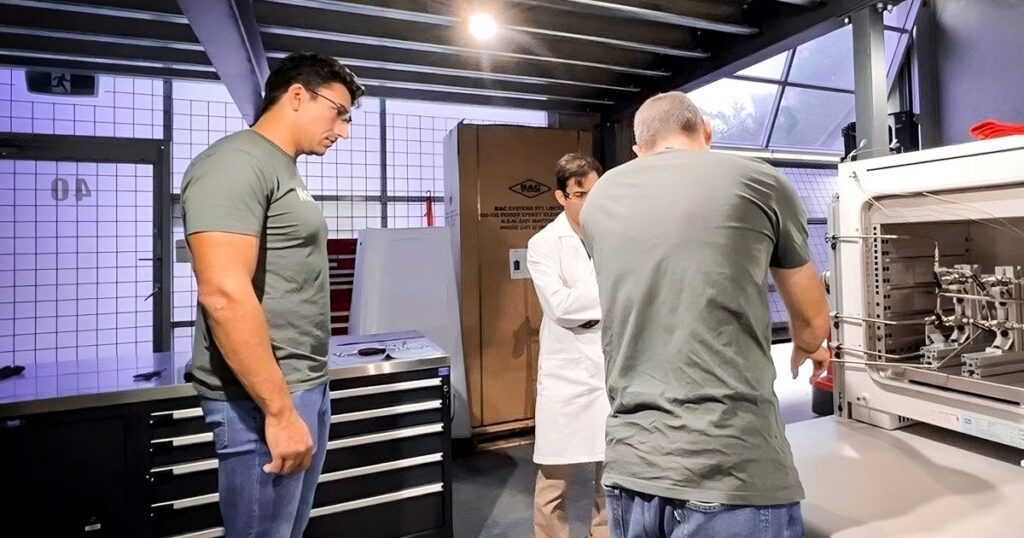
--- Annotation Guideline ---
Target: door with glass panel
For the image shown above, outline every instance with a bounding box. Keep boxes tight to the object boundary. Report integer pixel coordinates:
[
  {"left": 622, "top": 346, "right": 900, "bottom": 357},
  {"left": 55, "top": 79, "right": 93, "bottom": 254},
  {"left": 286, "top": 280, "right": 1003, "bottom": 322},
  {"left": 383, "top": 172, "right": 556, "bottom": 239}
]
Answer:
[{"left": 0, "top": 134, "right": 169, "bottom": 383}]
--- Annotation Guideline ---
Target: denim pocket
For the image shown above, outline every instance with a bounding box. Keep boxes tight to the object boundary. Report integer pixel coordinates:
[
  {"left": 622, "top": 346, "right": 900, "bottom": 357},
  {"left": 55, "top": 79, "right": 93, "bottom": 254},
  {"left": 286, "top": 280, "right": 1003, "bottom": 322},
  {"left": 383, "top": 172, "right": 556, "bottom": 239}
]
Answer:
[
  {"left": 199, "top": 398, "right": 229, "bottom": 452},
  {"left": 684, "top": 500, "right": 726, "bottom": 513}
]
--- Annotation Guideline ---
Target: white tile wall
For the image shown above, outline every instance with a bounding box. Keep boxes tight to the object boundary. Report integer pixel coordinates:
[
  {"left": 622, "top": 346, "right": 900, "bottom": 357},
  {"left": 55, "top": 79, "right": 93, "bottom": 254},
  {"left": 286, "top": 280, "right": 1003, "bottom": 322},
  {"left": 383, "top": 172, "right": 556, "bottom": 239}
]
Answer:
[{"left": 0, "top": 159, "right": 153, "bottom": 368}]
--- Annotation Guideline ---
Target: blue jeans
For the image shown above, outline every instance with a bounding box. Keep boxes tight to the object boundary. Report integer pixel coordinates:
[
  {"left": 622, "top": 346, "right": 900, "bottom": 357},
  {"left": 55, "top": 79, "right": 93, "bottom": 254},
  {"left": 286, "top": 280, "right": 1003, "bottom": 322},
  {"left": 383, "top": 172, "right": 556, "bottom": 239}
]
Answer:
[
  {"left": 605, "top": 487, "right": 803, "bottom": 538},
  {"left": 200, "top": 384, "right": 331, "bottom": 538}
]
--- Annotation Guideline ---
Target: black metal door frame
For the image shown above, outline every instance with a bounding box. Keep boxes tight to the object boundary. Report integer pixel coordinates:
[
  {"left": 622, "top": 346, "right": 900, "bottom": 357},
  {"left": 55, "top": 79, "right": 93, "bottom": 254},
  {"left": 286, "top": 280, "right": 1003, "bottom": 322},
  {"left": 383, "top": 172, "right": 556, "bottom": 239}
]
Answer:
[{"left": 0, "top": 132, "right": 173, "bottom": 352}]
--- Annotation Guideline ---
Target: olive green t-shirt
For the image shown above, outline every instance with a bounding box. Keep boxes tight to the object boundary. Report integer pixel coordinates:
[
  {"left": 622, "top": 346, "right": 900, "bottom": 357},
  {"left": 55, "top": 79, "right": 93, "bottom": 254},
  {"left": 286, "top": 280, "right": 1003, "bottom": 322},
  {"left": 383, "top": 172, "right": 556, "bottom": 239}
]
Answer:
[
  {"left": 181, "top": 130, "right": 330, "bottom": 400},
  {"left": 580, "top": 149, "right": 810, "bottom": 506}
]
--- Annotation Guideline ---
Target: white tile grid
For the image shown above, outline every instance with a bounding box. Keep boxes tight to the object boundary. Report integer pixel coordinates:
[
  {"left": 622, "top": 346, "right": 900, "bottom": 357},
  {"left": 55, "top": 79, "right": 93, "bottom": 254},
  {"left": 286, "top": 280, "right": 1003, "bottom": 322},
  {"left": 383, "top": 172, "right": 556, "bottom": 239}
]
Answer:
[
  {"left": 0, "top": 68, "right": 162, "bottom": 138},
  {"left": 781, "top": 167, "right": 838, "bottom": 220},
  {"left": 170, "top": 204, "right": 196, "bottom": 325},
  {"left": 173, "top": 326, "right": 193, "bottom": 357},
  {"left": 769, "top": 291, "right": 790, "bottom": 324},
  {"left": 768, "top": 168, "right": 836, "bottom": 326},
  {"left": 319, "top": 199, "right": 383, "bottom": 239},
  {"left": 171, "top": 97, "right": 248, "bottom": 192},
  {"left": 298, "top": 96, "right": 382, "bottom": 197},
  {"left": 0, "top": 160, "right": 154, "bottom": 369},
  {"left": 807, "top": 223, "right": 832, "bottom": 275},
  {"left": 169, "top": 87, "right": 246, "bottom": 329},
  {"left": 385, "top": 111, "right": 547, "bottom": 199},
  {"left": 387, "top": 201, "right": 447, "bottom": 229},
  {"left": 769, "top": 222, "right": 832, "bottom": 327}
]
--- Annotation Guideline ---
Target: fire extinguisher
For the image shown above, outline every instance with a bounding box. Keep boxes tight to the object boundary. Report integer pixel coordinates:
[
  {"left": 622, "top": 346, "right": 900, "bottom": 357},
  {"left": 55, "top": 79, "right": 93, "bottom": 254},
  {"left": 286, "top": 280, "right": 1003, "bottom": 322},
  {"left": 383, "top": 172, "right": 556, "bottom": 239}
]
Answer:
[{"left": 424, "top": 190, "right": 435, "bottom": 227}]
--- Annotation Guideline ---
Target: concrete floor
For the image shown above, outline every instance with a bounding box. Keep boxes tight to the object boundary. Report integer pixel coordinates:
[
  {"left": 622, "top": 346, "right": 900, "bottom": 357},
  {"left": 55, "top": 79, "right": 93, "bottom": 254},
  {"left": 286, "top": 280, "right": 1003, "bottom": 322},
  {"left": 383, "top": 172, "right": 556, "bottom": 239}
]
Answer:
[{"left": 452, "top": 343, "right": 823, "bottom": 537}]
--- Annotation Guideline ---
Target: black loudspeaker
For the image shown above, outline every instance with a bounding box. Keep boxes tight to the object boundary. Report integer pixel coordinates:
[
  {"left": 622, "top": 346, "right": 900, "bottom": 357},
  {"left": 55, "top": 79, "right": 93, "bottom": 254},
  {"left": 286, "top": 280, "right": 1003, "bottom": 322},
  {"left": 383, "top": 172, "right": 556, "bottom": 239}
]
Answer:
[
  {"left": 840, "top": 121, "right": 897, "bottom": 161},
  {"left": 841, "top": 122, "right": 857, "bottom": 160}
]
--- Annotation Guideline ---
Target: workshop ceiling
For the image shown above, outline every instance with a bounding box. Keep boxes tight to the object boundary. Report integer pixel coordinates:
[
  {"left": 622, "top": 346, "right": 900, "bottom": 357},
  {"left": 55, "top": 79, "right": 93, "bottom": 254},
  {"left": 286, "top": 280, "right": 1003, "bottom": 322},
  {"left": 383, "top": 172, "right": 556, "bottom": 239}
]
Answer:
[{"left": 0, "top": 0, "right": 884, "bottom": 118}]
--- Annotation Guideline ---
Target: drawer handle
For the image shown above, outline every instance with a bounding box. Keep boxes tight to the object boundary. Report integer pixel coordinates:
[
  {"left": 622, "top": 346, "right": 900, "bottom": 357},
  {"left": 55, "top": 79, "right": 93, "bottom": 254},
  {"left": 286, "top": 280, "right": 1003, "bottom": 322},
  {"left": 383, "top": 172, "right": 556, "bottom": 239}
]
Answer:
[
  {"left": 164, "top": 527, "right": 224, "bottom": 538},
  {"left": 152, "top": 492, "right": 219, "bottom": 510},
  {"left": 330, "top": 400, "right": 442, "bottom": 424},
  {"left": 319, "top": 453, "right": 443, "bottom": 484},
  {"left": 152, "top": 432, "right": 213, "bottom": 447},
  {"left": 330, "top": 378, "right": 441, "bottom": 399},
  {"left": 151, "top": 458, "right": 218, "bottom": 476},
  {"left": 151, "top": 408, "right": 204, "bottom": 420},
  {"left": 326, "top": 423, "right": 443, "bottom": 450},
  {"left": 309, "top": 483, "right": 444, "bottom": 518}
]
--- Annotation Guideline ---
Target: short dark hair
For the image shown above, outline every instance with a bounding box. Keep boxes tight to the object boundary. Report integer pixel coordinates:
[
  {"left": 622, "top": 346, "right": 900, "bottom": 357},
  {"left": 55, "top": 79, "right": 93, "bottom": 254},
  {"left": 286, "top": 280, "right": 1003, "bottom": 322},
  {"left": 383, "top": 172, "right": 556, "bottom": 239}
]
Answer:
[
  {"left": 260, "top": 52, "right": 365, "bottom": 117},
  {"left": 555, "top": 153, "right": 603, "bottom": 192}
]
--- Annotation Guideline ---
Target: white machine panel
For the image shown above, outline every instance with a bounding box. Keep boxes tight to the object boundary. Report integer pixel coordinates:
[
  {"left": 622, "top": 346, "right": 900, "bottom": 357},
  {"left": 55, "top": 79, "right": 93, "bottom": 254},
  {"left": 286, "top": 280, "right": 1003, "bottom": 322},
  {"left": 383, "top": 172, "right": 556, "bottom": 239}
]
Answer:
[{"left": 349, "top": 227, "right": 471, "bottom": 438}]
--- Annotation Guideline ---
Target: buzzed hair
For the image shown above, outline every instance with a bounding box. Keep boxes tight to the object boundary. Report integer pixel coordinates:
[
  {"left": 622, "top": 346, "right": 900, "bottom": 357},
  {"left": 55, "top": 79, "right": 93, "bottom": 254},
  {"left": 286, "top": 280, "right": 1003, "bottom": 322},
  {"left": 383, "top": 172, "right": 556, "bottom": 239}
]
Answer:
[{"left": 633, "top": 91, "right": 703, "bottom": 150}]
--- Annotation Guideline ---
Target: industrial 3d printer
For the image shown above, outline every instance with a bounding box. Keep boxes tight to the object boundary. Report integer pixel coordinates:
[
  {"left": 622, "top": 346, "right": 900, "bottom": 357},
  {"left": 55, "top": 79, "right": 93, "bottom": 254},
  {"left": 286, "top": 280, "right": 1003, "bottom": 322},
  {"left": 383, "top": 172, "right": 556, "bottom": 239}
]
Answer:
[{"left": 830, "top": 135, "right": 1024, "bottom": 451}]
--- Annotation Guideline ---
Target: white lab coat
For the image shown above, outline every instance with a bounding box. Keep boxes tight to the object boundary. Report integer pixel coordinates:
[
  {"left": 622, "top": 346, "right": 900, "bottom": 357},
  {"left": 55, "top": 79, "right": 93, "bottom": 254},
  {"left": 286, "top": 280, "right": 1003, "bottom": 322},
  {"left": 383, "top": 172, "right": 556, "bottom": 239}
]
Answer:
[{"left": 527, "top": 212, "right": 609, "bottom": 465}]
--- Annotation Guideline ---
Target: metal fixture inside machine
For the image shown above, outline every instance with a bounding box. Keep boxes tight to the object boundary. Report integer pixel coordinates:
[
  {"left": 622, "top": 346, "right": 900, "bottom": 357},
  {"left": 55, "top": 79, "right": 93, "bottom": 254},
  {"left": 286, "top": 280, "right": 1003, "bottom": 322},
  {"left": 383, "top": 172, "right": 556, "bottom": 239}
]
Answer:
[{"left": 828, "top": 136, "right": 1024, "bottom": 449}]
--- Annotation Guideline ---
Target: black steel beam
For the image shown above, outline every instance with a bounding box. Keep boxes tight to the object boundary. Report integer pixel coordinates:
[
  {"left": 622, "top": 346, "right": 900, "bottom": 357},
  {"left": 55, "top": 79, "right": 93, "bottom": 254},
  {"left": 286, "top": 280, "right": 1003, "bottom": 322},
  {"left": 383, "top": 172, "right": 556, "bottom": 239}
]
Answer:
[
  {"left": 177, "top": 0, "right": 269, "bottom": 125},
  {"left": 0, "top": 53, "right": 218, "bottom": 82},
  {"left": 259, "top": 32, "right": 654, "bottom": 89},
  {"left": 522, "top": 0, "right": 746, "bottom": 26},
  {"left": 52, "top": 0, "right": 184, "bottom": 16},
  {"left": 0, "top": 45, "right": 602, "bottom": 112},
  {"left": 156, "top": 79, "right": 173, "bottom": 353},
  {"left": 263, "top": 0, "right": 702, "bottom": 54},
  {"left": 0, "top": 133, "right": 165, "bottom": 163},
  {"left": 0, "top": 33, "right": 211, "bottom": 67},
  {"left": 536, "top": 0, "right": 756, "bottom": 34},
  {"left": 349, "top": 84, "right": 596, "bottom": 113},
  {"left": 0, "top": 3, "right": 197, "bottom": 42},
  {"left": 603, "top": 0, "right": 880, "bottom": 122},
  {"left": 0, "top": 21, "right": 621, "bottom": 104},
  {"left": 254, "top": 2, "right": 667, "bottom": 76},
  {"left": 292, "top": 62, "right": 610, "bottom": 103}
]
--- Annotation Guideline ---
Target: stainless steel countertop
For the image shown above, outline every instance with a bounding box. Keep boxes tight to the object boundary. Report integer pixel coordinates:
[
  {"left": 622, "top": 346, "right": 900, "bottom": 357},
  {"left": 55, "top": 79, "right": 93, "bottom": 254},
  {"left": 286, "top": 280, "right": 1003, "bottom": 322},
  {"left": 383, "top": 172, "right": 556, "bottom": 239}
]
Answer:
[{"left": 0, "top": 331, "right": 449, "bottom": 418}]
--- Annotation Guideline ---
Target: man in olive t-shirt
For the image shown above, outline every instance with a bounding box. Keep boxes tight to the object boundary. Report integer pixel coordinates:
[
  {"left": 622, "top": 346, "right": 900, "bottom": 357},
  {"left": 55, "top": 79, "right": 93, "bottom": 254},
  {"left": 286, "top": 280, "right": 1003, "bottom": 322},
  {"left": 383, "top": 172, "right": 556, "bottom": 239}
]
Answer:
[
  {"left": 580, "top": 91, "right": 830, "bottom": 538},
  {"left": 181, "top": 53, "right": 363, "bottom": 538}
]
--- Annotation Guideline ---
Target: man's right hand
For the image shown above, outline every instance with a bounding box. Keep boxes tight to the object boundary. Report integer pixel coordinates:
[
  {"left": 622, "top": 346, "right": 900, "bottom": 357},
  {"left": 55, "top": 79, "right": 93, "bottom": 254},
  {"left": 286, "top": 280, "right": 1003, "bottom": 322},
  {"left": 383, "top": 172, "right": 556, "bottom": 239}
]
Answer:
[
  {"left": 262, "top": 409, "right": 313, "bottom": 475},
  {"left": 791, "top": 343, "right": 831, "bottom": 382}
]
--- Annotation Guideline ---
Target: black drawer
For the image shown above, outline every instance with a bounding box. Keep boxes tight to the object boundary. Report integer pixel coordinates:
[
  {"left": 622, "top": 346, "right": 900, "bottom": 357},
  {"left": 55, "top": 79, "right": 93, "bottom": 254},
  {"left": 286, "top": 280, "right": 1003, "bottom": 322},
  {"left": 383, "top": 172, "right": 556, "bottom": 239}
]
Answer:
[
  {"left": 329, "top": 407, "right": 443, "bottom": 439},
  {"left": 328, "top": 368, "right": 442, "bottom": 391},
  {"left": 305, "top": 488, "right": 446, "bottom": 538},
  {"left": 150, "top": 498, "right": 222, "bottom": 538},
  {"left": 329, "top": 380, "right": 442, "bottom": 415},
  {"left": 149, "top": 460, "right": 219, "bottom": 504},
  {"left": 149, "top": 406, "right": 209, "bottom": 440},
  {"left": 314, "top": 461, "right": 443, "bottom": 508},
  {"left": 323, "top": 427, "right": 445, "bottom": 473},
  {"left": 150, "top": 436, "right": 217, "bottom": 468}
]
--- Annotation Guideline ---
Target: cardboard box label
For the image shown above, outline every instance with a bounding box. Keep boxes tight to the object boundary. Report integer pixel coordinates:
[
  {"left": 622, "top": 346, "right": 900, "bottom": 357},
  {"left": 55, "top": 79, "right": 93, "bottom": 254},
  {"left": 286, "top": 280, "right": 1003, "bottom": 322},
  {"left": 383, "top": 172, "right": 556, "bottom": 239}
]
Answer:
[
  {"left": 483, "top": 204, "right": 563, "bottom": 232},
  {"left": 509, "top": 248, "right": 530, "bottom": 279}
]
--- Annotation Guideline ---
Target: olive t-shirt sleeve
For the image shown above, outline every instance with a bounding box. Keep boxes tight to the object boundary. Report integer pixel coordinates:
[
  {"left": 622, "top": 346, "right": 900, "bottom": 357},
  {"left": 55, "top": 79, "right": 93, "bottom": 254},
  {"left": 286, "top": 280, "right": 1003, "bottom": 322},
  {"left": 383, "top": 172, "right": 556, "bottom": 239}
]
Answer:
[
  {"left": 181, "top": 148, "right": 272, "bottom": 237},
  {"left": 769, "top": 171, "right": 811, "bottom": 269}
]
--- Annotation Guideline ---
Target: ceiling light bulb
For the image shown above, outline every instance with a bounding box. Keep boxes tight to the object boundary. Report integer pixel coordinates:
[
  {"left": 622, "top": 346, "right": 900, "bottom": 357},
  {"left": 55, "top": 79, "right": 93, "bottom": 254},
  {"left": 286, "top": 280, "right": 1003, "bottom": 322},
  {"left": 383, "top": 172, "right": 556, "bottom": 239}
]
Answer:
[{"left": 468, "top": 12, "right": 497, "bottom": 40}]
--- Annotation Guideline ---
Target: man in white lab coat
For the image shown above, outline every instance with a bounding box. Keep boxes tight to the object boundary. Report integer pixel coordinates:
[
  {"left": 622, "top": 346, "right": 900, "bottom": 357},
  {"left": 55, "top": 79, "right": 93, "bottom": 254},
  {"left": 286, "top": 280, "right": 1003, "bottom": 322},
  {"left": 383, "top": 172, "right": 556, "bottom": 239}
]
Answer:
[{"left": 527, "top": 153, "right": 610, "bottom": 538}]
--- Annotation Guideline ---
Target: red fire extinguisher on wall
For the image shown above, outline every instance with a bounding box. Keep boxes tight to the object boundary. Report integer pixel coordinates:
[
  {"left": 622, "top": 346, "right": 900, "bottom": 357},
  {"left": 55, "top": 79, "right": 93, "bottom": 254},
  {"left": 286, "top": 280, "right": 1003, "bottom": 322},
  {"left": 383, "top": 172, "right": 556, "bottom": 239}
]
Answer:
[{"left": 424, "top": 190, "right": 435, "bottom": 227}]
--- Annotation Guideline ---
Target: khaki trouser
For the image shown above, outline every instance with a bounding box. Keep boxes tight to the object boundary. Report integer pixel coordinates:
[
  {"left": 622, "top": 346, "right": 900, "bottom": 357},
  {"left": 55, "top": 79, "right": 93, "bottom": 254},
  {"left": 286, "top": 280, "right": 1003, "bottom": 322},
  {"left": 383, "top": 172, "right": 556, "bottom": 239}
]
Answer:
[{"left": 534, "top": 463, "right": 609, "bottom": 538}]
